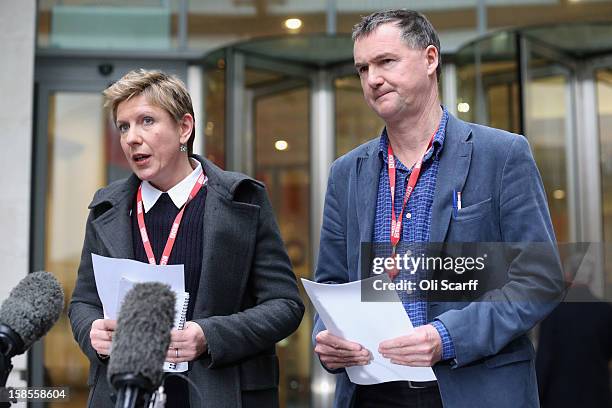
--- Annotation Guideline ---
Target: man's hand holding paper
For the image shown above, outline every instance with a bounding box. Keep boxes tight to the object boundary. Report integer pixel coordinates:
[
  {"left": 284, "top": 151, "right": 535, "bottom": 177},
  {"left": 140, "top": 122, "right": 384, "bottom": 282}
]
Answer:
[
  {"left": 379, "top": 324, "right": 442, "bottom": 367},
  {"left": 303, "top": 277, "right": 436, "bottom": 385}
]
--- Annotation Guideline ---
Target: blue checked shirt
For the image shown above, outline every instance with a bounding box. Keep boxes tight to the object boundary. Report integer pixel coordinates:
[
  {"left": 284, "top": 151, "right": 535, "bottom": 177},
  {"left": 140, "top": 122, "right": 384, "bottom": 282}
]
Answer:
[{"left": 372, "top": 107, "right": 456, "bottom": 360}]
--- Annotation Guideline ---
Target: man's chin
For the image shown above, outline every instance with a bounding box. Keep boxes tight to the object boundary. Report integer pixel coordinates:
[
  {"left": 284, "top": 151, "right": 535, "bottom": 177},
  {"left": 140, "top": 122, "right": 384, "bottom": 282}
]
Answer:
[
  {"left": 369, "top": 100, "right": 398, "bottom": 117},
  {"left": 373, "top": 107, "right": 400, "bottom": 122}
]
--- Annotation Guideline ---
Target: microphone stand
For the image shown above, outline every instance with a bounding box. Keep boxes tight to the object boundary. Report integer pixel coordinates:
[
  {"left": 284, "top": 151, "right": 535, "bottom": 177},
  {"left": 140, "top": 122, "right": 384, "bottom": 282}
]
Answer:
[
  {"left": 0, "top": 325, "right": 23, "bottom": 407},
  {"left": 0, "top": 353, "right": 11, "bottom": 391},
  {"left": 148, "top": 385, "right": 166, "bottom": 408},
  {"left": 112, "top": 374, "right": 155, "bottom": 408}
]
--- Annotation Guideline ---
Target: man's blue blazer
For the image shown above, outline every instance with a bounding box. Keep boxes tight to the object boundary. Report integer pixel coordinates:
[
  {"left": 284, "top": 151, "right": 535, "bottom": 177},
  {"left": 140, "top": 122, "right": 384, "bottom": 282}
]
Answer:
[{"left": 313, "top": 113, "right": 564, "bottom": 407}]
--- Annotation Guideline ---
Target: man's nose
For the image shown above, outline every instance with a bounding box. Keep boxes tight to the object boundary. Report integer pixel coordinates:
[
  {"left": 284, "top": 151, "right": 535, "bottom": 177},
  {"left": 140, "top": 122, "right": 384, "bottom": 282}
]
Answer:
[{"left": 366, "top": 68, "right": 384, "bottom": 88}]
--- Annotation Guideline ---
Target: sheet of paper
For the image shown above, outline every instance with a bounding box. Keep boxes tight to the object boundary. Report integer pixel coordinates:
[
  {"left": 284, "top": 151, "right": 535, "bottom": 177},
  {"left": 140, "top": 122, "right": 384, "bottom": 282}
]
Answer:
[
  {"left": 93, "top": 255, "right": 188, "bottom": 372},
  {"left": 302, "top": 276, "right": 436, "bottom": 385},
  {"left": 91, "top": 254, "right": 185, "bottom": 319}
]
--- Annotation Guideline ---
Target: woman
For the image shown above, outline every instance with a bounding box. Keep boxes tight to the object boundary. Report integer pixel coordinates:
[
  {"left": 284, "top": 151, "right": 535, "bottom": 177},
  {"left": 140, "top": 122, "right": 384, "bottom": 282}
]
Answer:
[{"left": 68, "top": 69, "right": 304, "bottom": 407}]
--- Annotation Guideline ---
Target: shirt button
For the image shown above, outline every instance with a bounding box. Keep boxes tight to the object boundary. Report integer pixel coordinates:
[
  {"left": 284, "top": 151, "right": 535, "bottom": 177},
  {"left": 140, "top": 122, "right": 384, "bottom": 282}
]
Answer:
[{"left": 406, "top": 212, "right": 412, "bottom": 219}]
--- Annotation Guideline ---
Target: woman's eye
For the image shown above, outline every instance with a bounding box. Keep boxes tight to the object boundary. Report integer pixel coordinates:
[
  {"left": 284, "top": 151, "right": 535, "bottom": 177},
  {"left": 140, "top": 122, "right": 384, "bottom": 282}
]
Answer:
[
  {"left": 117, "top": 123, "right": 128, "bottom": 133},
  {"left": 143, "top": 116, "right": 154, "bottom": 125}
]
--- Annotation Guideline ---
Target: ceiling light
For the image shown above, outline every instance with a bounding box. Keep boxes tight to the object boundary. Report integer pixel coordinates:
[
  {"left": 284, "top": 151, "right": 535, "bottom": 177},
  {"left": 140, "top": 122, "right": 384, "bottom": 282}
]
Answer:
[
  {"left": 275, "top": 140, "right": 289, "bottom": 151},
  {"left": 457, "top": 102, "right": 470, "bottom": 113},
  {"left": 553, "top": 189, "right": 565, "bottom": 200},
  {"left": 284, "top": 18, "right": 302, "bottom": 30}
]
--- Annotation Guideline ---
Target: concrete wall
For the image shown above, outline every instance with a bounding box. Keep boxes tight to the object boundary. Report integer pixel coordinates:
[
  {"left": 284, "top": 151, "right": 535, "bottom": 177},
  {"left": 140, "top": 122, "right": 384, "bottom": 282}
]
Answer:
[{"left": 0, "top": 0, "right": 37, "bottom": 392}]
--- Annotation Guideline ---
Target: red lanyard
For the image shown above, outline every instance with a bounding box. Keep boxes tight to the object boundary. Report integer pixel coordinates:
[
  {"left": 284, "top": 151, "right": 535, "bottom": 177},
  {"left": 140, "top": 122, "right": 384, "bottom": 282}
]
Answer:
[
  {"left": 136, "top": 172, "right": 207, "bottom": 265},
  {"left": 388, "top": 133, "right": 435, "bottom": 252}
]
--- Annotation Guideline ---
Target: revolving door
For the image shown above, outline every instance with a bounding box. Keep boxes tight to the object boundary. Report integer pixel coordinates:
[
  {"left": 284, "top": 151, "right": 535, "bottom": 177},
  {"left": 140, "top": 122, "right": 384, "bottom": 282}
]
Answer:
[{"left": 202, "top": 34, "right": 384, "bottom": 407}]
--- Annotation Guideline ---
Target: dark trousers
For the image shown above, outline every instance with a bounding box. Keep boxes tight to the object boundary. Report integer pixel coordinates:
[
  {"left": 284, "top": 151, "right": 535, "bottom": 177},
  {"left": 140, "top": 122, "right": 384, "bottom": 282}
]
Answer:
[
  {"left": 165, "top": 374, "right": 190, "bottom": 407},
  {"left": 354, "top": 381, "right": 443, "bottom": 408}
]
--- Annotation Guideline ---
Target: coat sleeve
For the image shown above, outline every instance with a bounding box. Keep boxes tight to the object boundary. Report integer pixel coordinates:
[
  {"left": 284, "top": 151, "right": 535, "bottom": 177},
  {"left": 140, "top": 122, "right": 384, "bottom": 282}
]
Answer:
[
  {"left": 311, "top": 161, "right": 350, "bottom": 374},
  {"left": 194, "top": 182, "right": 305, "bottom": 367},
  {"left": 436, "top": 135, "right": 565, "bottom": 367},
  {"left": 68, "top": 209, "right": 106, "bottom": 365}
]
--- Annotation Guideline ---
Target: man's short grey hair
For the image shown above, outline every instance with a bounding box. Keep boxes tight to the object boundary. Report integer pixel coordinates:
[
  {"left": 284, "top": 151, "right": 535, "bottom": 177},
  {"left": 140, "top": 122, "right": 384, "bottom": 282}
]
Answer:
[{"left": 352, "top": 9, "right": 442, "bottom": 80}]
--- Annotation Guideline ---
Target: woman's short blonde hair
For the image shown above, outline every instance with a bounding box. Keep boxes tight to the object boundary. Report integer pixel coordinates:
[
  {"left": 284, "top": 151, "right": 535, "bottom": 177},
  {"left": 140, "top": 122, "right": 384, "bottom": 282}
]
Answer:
[{"left": 103, "top": 69, "right": 195, "bottom": 154}]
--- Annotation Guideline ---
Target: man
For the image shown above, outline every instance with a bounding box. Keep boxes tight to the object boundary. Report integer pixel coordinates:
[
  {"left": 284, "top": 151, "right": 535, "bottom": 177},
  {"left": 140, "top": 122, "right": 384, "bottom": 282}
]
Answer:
[{"left": 312, "top": 9, "right": 563, "bottom": 408}]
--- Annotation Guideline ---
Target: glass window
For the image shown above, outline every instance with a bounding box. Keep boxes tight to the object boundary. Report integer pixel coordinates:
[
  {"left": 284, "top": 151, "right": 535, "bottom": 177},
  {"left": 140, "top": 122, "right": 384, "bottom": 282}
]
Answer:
[
  {"left": 37, "top": 0, "right": 181, "bottom": 50},
  {"left": 44, "top": 91, "right": 114, "bottom": 407},
  {"left": 253, "top": 83, "right": 312, "bottom": 406},
  {"left": 335, "top": 74, "right": 383, "bottom": 158},
  {"left": 38, "top": 1, "right": 612, "bottom": 54},
  {"left": 455, "top": 31, "right": 520, "bottom": 133},
  {"left": 523, "top": 71, "right": 571, "bottom": 242},
  {"left": 204, "top": 51, "right": 226, "bottom": 168},
  {"left": 596, "top": 67, "right": 612, "bottom": 300}
]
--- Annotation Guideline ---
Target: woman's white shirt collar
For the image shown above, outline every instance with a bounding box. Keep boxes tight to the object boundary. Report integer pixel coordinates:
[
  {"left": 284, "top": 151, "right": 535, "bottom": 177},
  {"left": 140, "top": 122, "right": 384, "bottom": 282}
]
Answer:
[{"left": 140, "top": 160, "right": 203, "bottom": 213}]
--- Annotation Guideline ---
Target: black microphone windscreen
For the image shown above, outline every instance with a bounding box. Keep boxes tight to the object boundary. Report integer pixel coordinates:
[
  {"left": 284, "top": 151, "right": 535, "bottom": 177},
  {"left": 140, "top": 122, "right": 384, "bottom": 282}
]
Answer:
[
  {"left": 0, "top": 271, "right": 64, "bottom": 350},
  {"left": 107, "top": 282, "right": 176, "bottom": 389}
]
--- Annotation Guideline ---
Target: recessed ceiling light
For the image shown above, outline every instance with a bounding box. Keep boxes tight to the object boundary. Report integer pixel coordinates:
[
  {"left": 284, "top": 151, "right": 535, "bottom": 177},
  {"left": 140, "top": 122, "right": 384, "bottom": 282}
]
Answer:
[
  {"left": 553, "top": 189, "right": 565, "bottom": 200},
  {"left": 275, "top": 140, "right": 289, "bottom": 151},
  {"left": 284, "top": 18, "right": 302, "bottom": 30},
  {"left": 457, "top": 102, "right": 470, "bottom": 113}
]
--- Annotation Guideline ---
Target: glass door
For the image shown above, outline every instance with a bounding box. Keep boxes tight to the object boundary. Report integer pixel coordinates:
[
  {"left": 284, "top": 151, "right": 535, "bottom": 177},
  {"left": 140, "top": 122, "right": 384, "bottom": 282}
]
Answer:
[
  {"left": 224, "top": 60, "right": 314, "bottom": 405},
  {"left": 202, "top": 35, "right": 359, "bottom": 407},
  {"left": 595, "top": 62, "right": 612, "bottom": 300},
  {"left": 33, "top": 86, "right": 124, "bottom": 407},
  {"left": 521, "top": 38, "right": 577, "bottom": 243},
  {"left": 253, "top": 81, "right": 311, "bottom": 407}
]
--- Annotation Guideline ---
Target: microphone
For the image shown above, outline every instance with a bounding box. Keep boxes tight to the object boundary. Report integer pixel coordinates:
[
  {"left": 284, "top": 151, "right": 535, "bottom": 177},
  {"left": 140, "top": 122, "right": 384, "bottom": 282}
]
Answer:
[
  {"left": 108, "top": 282, "right": 175, "bottom": 408},
  {"left": 0, "top": 271, "right": 64, "bottom": 387}
]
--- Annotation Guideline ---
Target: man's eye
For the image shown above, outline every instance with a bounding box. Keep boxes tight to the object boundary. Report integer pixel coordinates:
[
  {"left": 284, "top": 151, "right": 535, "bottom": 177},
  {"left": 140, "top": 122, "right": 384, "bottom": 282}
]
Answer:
[
  {"left": 117, "top": 123, "right": 128, "bottom": 133},
  {"left": 358, "top": 66, "right": 368, "bottom": 74},
  {"left": 382, "top": 59, "right": 393, "bottom": 64},
  {"left": 143, "top": 116, "right": 154, "bottom": 125}
]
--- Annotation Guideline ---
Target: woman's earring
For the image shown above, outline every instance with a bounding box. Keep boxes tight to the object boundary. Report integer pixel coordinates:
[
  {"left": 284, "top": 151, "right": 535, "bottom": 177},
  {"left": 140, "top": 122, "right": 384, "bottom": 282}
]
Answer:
[{"left": 179, "top": 144, "right": 188, "bottom": 152}]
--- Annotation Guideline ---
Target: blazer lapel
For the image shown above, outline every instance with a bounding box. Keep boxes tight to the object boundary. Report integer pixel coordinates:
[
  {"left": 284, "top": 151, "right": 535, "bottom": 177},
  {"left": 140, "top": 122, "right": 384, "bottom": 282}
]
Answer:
[
  {"left": 356, "top": 144, "right": 382, "bottom": 244},
  {"left": 430, "top": 114, "right": 473, "bottom": 242},
  {"left": 90, "top": 176, "right": 139, "bottom": 259}
]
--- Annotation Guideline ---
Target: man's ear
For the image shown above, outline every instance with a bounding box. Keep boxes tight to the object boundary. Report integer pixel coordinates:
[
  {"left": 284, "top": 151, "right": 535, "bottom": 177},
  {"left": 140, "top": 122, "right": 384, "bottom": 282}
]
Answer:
[{"left": 425, "top": 45, "right": 439, "bottom": 77}]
